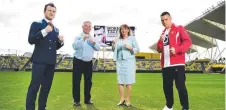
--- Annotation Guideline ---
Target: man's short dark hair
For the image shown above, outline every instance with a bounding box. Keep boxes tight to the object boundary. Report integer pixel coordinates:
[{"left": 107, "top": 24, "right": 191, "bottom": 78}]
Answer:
[
  {"left": 161, "top": 11, "right": 170, "bottom": 16},
  {"left": 44, "top": 3, "right": 56, "bottom": 12}
]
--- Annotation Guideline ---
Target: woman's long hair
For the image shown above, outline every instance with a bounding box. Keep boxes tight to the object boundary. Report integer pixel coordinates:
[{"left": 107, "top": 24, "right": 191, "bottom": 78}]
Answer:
[{"left": 119, "top": 24, "right": 131, "bottom": 39}]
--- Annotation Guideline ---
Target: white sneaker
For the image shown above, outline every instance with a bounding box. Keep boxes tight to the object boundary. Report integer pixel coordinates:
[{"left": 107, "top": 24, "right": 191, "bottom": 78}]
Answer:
[{"left": 163, "top": 105, "right": 173, "bottom": 110}]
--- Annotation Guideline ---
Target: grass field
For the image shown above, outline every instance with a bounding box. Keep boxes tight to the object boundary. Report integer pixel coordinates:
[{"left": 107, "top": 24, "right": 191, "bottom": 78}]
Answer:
[{"left": 0, "top": 72, "right": 224, "bottom": 110}]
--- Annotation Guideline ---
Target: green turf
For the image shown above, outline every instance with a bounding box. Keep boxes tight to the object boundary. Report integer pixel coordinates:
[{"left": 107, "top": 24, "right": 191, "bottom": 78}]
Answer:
[{"left": 0, "top": 72, "right": 224, "bottom": 110}]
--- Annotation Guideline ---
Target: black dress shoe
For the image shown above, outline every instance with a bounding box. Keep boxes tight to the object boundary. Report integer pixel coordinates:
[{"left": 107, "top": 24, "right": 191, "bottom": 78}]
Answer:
[
  {"left": 74, "top": 102, "right": 81, "bottom": 106},
  {"left": 117, "top": 100, "right": 125, "bottom": 106},
  {"left": 84, "top": 100, "right": 94, "bottom": 104}
]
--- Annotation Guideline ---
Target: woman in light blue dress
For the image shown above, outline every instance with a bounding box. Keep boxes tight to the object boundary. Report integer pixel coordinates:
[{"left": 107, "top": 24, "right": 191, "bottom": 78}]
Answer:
[{"left": 112, "top": 24, "right": 139, "bottom": 106}]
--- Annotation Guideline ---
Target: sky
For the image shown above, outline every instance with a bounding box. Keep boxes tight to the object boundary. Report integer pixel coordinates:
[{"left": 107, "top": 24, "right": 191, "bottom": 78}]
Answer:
[{"left": 0, "top": 0, "right": 225, "bottom": 59}]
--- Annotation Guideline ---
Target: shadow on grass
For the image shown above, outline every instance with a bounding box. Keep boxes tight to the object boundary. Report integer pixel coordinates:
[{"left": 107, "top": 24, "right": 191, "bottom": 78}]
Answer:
[
  {"left": 116, "top": 104, "right": 145, "bottom": 110},
  {"left": 123, "top": 105, "right": 145, "bottom": 110},
  {"left": 73, "top": 104, "right": 99, "bottom": 110}
]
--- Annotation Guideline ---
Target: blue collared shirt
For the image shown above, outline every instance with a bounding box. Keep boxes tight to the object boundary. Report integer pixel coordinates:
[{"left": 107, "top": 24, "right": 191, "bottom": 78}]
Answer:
[{"left": 72, "top": 32, "right": 100, "bottom": 62}]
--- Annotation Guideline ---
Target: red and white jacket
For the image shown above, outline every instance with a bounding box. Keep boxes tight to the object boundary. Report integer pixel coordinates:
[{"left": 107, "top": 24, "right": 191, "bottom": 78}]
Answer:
[{"left": 157, "top": 23, "right": 192, "bottom": 68}]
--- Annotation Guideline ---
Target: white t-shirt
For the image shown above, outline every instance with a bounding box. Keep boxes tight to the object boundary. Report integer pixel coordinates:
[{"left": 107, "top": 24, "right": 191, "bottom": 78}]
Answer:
[{"left": 163, "top": 29, "right": 171, "bottom": 68}]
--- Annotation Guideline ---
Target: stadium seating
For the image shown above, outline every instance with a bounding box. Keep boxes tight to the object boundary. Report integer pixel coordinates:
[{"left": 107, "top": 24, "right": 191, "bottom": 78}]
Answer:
[
  {"left": 96, "top": 59, "right": 116, "bottom": 70},
  {"left": 0, "top": 55, "right": 214, "bottom": 72},
  {"left": 136, "top": 60, "right": 161, "bottom": 70},
  {"left": 0, "top": 56, "right": 29, "bottom": 70},
  {"left": 95, "top": 59, "right": 161, "bottom": 71},
  {"left": 56, "top": 57, "right": 73, "bottom": 69}
]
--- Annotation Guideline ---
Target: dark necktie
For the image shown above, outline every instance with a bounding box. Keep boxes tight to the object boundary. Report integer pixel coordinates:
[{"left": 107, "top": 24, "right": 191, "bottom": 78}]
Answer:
[
  {"left": 47, "top": 22, "right": 56, "bottom": 40},
  {"left": 48, "top": 22, "right": 54, "bottom": 29}
]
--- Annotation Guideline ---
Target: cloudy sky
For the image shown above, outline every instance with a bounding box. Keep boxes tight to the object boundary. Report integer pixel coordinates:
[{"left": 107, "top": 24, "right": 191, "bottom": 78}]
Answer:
[{"left": 0, "top": 0, "right": 225, "bottom": 58}]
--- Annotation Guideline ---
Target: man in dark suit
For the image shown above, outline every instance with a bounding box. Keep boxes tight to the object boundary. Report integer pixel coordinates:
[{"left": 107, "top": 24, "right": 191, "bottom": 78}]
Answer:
[{"left": 26, "top": 3, "right": 64, "bottom": 110}]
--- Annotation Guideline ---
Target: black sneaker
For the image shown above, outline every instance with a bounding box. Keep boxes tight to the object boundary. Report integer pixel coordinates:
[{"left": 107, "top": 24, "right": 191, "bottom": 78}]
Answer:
[
  {"left": 84, "top": 100, "right": 94, "bottom": 104},
  {"left": 74, "top": 102, "right": 81, "bottom": 106}
]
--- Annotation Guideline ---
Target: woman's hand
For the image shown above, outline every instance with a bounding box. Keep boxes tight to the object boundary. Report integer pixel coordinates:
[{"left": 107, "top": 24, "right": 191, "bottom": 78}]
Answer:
[{"left": 124, "top": 44, "right": 133, "bottom": 51}]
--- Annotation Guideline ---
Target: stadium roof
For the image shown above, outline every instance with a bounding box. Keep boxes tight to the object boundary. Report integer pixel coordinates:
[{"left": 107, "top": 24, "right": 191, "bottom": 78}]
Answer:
[
  {"left": 185, "top": 4, "right": 225, "bottom": 41},
  {"left": 150, "top": 1, "right": 225, "bottom": 53},
  {"left": 203, "top": 2, "right": 225, "bottom": 25}
]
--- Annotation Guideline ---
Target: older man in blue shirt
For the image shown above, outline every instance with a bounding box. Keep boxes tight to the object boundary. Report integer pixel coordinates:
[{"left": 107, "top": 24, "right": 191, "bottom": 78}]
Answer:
[{"left": 72, "top": 21, "right": 100, "bottom": 106}]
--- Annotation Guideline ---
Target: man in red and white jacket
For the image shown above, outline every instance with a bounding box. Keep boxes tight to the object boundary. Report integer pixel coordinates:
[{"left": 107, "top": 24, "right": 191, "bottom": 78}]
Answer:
[{"left": 157, "top": 12, "right": 192, "bottom": 110}]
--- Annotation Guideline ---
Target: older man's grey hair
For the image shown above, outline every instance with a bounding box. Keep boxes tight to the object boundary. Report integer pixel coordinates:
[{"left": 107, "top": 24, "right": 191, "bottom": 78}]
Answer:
[{"left": 83, "top": 21, "right": 92, "bottom": 26}]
